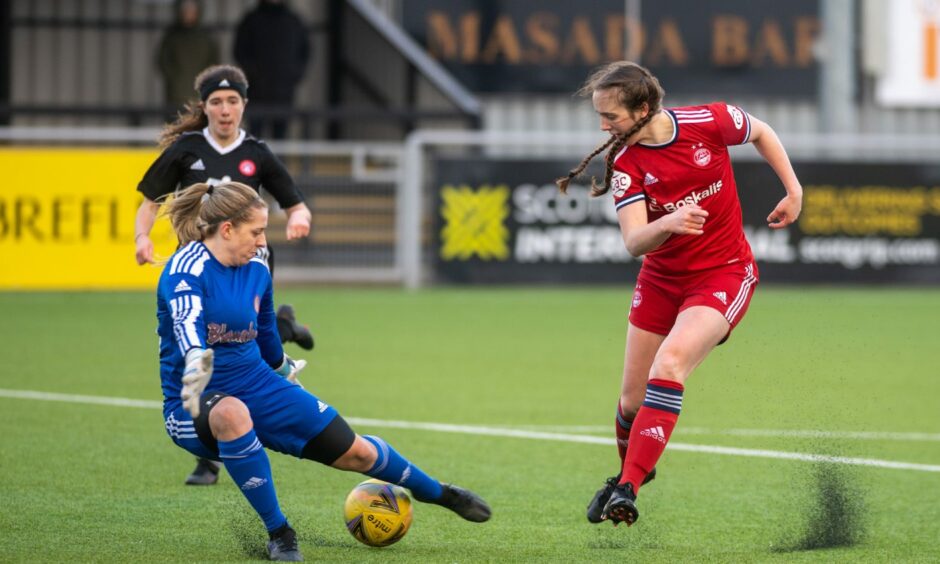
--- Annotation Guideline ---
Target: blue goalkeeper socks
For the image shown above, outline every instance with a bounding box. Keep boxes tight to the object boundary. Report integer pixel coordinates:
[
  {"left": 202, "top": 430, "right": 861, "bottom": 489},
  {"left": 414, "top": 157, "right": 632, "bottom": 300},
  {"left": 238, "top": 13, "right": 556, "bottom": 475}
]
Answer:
[
  {"left": 363, "top": 435, "right": 443, "bottom": 502},
  {"left": 218, "top": 429, "right": 287, "bottom": 532}
]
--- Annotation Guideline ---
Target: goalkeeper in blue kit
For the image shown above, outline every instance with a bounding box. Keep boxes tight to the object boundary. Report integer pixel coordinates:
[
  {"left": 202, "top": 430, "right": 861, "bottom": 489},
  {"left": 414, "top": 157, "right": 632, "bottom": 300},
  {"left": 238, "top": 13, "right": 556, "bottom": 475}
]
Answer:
[
  {"left": 136, "top": 65, "right": 316, "bottom": 486},
  {"left": 156, "top": 181, "right": 490, "bottom": 561}
]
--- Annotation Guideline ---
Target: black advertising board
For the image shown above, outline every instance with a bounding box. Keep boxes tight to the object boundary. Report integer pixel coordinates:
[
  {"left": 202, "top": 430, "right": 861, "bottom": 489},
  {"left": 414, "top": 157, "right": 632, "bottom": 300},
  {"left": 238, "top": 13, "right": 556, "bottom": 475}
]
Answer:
[
  {"left": 737, "top": 161, "right": 940, "bottom": 284},
  {"left": 402, "top": 0, "right": 820, "bottom": 96},
  {"left": 432, "top": 157, "right": 940, "bottom": 284}
]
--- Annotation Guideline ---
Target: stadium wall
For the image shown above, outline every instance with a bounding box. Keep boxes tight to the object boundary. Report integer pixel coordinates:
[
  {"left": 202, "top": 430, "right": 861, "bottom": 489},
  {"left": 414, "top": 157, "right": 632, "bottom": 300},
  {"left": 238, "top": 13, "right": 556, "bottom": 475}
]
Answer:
[{"left": 2, "top": 131, "right": 939, "bottom": 290}]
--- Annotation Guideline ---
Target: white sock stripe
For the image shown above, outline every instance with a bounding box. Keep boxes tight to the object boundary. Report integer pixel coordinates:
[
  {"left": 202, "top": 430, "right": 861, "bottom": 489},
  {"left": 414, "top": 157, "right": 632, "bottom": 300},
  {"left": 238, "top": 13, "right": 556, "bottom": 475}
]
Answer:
[
  {"left": 366, "top": 435, "right": 390, "bottom": 474},
  {"left": 645, "top": 400, "right": 683, "bottom": 412},
  {"left": 221, "top": 438, "right": 263, "bottom": 460},
  {"left": 644, "top": 400, "right": 682, "bottom": 413},
  {"left": 235, "top": 437, "right": 263, "bottom": 456},
  {"left": 646, "top": 388, "right": 683, "bottom": 400},
  {"left": 645, "top": 390, "right": 683, "bottom": 407},
  {"left": 645, "top": 395, "right": 683, "bottom": 408}
]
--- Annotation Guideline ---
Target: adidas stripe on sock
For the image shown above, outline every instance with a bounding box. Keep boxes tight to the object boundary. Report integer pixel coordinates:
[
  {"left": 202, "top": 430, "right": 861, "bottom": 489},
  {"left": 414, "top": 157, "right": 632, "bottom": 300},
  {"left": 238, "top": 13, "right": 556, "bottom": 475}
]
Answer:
[{"left": 363, "top": 435, "right": 443, "bottom": 502}]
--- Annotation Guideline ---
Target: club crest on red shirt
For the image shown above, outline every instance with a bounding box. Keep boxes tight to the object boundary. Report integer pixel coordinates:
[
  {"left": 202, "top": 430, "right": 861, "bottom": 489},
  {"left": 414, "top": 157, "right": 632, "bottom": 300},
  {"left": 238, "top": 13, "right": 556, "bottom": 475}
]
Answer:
[
  {"left": 692, "top": 144, "right": 711, "bottom": 167},
  {"left": 239, "top": 159, "right": 257, "bottom": 176}
]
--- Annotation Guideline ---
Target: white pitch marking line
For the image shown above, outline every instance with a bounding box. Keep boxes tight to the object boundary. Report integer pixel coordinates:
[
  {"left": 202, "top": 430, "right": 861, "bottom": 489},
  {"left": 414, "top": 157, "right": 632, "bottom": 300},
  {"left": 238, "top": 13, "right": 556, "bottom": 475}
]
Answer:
[
  {"left": 2, "top": 388, "right": 939, "bottom": 473},
  {"left": 513, "top": 424, "right": 940, "bottom": 442},
  {"left": 0, "top": 388, "right": 163, "bottom": 409}
]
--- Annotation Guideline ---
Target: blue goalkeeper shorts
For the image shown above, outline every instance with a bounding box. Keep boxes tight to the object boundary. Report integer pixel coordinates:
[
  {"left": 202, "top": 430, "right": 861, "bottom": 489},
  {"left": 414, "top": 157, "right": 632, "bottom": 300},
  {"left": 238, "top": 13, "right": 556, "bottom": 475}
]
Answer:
[{"left": 163, "top": 371, "right": 339, "bottom": 460}]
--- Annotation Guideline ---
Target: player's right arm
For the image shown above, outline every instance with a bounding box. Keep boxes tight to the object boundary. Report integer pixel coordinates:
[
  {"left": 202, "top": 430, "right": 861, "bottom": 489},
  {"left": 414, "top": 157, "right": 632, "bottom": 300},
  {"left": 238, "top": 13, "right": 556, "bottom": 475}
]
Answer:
[
  {"left": 164, "top": 276, "right": 208, "bottom": 359},
  {"left": 135, "top": 144, "right": 183, "bottom": 263},
  {"left": 611, "top": 166, "right": 708, "bottom": 257},
  {"left": 134, "top": 198, "right": 160, "bottom": 264},
  {"left": 161, "top": 249, "right": 213, "bottom": 416},
  {"left": 619, "top": 202, "right": 709, "bottom": 257},
  {"left": 257, "top": 143, "right": 311, "bottom": 240}
]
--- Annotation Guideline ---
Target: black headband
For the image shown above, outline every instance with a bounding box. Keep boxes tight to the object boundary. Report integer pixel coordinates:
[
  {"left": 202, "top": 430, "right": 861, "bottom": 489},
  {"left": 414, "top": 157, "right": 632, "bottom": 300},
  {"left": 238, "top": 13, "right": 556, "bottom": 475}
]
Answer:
[{"left": 199, "top": 78, "right": 248, "bottom": 101}]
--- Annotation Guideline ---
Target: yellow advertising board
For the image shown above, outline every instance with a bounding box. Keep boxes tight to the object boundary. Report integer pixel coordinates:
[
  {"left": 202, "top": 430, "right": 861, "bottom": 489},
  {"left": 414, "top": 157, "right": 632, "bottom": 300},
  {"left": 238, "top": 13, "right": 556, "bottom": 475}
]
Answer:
[{"left": 0, "top": 148, "right": 179, "bottom": 289}]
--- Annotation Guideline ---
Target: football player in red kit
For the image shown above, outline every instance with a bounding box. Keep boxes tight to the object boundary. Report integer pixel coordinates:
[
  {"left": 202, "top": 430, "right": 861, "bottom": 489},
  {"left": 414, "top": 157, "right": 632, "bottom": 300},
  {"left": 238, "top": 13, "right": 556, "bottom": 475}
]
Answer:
[{"left": 557, "top": 61, "right": 802, "bottom": 526}]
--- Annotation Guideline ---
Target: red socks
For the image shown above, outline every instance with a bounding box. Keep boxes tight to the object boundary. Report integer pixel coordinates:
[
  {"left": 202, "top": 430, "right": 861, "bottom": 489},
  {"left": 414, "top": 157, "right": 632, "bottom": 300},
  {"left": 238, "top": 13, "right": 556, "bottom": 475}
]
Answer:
[
  {"left": 615, "top": 402, "right": 632, "bottom": 463},
  {"left": 620, "top": 378, "right": 684, "bottom": 493}
]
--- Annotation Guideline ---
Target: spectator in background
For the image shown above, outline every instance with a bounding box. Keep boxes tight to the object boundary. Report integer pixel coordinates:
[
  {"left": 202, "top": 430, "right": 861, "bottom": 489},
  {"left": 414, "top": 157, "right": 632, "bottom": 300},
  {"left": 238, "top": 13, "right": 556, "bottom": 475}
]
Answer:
[
  {"left": 157, "top": 0, "right": 220, "bottom": 117},
  {"left": 234, "top": 0, "right": 310, "bottom": 139}
]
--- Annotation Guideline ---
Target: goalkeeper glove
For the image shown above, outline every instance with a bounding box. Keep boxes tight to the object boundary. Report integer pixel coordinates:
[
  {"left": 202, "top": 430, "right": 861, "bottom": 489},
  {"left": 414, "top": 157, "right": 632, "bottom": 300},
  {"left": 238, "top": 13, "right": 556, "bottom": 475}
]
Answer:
[
  {"left": 181, "top": 348, "right": 214, "bottom": 418},
  {"left": 274, "top": 354, "right": 306, "bottom": 387}
]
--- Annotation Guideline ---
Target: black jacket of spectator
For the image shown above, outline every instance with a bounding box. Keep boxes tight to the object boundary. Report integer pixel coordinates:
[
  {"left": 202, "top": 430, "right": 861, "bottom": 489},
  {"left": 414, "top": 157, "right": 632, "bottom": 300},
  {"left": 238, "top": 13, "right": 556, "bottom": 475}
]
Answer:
[{"left": 234, "top": 1, "right": 310, "bottom": 104}]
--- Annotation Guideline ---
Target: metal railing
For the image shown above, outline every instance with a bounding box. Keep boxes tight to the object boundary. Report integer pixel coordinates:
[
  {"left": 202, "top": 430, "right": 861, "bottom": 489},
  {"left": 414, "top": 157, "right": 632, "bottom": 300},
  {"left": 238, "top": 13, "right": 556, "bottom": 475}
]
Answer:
[{"left": 5, "top": 125, "right": 939, "bottom": 287}]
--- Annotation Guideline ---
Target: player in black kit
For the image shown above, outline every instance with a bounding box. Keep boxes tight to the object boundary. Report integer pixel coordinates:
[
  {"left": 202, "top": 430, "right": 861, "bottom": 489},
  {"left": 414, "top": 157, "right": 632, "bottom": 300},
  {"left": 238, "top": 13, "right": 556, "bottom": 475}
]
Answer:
[{"left": 134, "top": 64, "right": 314, "bottom": 485}]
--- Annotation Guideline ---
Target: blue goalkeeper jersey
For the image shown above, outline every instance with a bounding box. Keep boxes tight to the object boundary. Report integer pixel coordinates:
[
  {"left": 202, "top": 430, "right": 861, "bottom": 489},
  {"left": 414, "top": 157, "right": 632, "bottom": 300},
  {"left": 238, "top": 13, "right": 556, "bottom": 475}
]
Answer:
[{"left": 156, "top": 241, "right": 284, "bottom": 408}]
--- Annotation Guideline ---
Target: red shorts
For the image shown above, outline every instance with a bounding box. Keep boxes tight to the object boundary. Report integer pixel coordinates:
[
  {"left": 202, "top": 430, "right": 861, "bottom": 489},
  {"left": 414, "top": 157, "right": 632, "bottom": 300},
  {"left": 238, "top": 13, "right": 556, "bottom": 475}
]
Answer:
[{"left": 628, "top": 260, "right": 759, "bottom": 337}]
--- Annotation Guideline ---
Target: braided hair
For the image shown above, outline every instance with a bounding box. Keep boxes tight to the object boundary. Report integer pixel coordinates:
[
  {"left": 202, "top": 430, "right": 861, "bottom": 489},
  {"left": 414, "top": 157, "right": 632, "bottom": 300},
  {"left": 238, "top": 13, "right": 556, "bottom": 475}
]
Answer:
[{"left": 556, "top": 62, "right": 665, "bottom": 196}]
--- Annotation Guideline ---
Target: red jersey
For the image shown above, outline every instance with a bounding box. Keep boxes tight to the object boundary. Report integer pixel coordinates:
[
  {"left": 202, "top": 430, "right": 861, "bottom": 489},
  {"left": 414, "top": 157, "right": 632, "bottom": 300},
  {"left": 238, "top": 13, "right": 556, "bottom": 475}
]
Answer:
[{"left": 611, "top": 102, "right": 754, "bottom": 275}]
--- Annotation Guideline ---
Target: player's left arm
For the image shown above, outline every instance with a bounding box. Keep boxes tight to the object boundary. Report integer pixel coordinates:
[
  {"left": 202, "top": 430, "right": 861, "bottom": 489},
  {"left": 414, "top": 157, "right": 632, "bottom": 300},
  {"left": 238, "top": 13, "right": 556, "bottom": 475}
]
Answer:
[
  {"left": 748, "top": 115, "right": 803, "bottom": 229},
  {"left": 283, "top": 202, "right": 312, "bottom": 240},
  {"left": 255, "top": 273, "right": 306, "bottom": 385},
  {"left": 256, "top": 273, "right": 285, "bottom": 367},
  {"left": 259, "top": 144, "right": 311, "bottom": 240}
]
